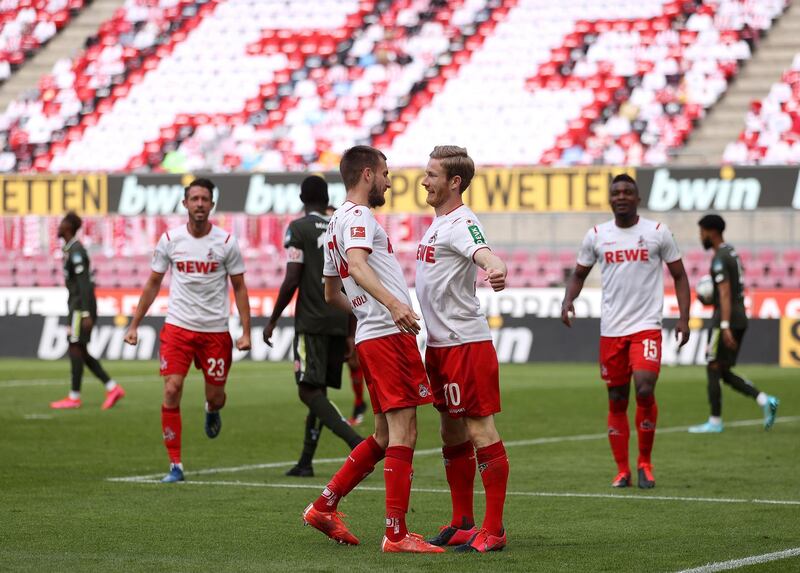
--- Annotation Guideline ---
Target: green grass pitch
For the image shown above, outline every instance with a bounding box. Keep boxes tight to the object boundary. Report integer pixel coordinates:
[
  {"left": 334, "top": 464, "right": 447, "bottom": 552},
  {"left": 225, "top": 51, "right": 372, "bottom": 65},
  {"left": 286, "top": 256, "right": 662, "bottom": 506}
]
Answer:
[{"left": 1, "top": 359, "right": 798, "bottom": 572}]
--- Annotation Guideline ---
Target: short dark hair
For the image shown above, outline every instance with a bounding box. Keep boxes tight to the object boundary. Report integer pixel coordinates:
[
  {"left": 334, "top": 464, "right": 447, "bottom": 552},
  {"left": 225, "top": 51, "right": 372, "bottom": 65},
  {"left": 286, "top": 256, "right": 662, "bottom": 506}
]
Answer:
[
  {"left": 63, "top": 211, "right": 82, "bottom": 233},
  {"left": 698, "top": 213, "right": 726, "bottom": 233},
  {"left": 300, "top": 175, "right": 329, "bottom": 206},
  {"left": 339, "top": 145, "right": 386, "bottom": 189},
  {"left": 184, "top": 178, "right": 215, "bottom": 199},
  {"left": 611, "top": 173, "right": 638, "bottom": 191}
]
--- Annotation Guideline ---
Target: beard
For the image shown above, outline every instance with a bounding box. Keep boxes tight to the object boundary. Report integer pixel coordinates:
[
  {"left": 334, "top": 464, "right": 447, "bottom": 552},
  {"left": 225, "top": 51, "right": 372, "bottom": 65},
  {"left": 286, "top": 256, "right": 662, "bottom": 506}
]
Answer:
[
  {"left": 702, "top": 238, "right": 713, "bottom": 250},
  {"left": 367, "top": 180, "right": 386, "bottom": 208}
]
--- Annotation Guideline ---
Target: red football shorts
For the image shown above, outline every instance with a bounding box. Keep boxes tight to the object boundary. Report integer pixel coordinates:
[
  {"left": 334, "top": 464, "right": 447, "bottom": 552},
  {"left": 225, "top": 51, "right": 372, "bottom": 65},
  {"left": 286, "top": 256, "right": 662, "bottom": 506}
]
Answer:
[
  {"left": 356, "top": 333, "right": 433, "bottom": 414},
  {"left": 599, "top": 329, "right": 662, "bottom": 387},
  {"left": 159, "top": 323, "right": 233, "bottom": 386},
  {"left": 425, "top": 340, "right": 500, "bottom": 418}
]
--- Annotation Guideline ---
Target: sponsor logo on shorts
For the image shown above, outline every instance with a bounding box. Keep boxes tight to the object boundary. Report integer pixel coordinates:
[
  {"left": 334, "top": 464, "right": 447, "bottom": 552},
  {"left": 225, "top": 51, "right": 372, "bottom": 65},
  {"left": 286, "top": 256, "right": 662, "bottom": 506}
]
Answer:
[
  {"left": 418, "top": 384, "right": 430, "bottom": 398},
  {"left": 160, "top": 356, "right": 168, "bottom": 371},
  {"left": 350, "top": 226, "right": 366, "bottom": 238}
]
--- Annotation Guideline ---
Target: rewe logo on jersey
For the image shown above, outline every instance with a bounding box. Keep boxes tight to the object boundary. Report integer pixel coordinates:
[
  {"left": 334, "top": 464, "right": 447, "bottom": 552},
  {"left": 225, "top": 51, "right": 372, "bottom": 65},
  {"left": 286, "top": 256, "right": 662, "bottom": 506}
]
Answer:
[
  {"left": 603, "top": 249, "right": 650, "bottom": 263},
  {"left": 416, "top": 244, "right": 436, "bottom": 263},
  {"left": 176, "top": 260, "right": 220, "bottom": 273}
]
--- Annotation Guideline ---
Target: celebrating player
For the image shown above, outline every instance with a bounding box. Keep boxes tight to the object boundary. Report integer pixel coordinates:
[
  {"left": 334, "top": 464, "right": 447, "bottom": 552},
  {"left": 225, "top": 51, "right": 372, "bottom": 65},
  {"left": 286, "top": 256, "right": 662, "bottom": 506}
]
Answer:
[
  {"left": 124, "top": 178, "right": 251, "bottom": 483},
  {"left": 688, "top": 214, "right": 779, "bottom": 433},
  {"left": 301, "top": 146, "right": 443, "bottom": 553},
  {"left": 416, "top": 146, "right": 509, "bottom": 553},
  {"left": 561, "top": 174, "right": 690, "bottom": 489},
  {"left": 264, "top": 175, "right": 363, "bottom": 478},
  {"left": 50, "top": 211, "right": 124, "bottom": 410}
]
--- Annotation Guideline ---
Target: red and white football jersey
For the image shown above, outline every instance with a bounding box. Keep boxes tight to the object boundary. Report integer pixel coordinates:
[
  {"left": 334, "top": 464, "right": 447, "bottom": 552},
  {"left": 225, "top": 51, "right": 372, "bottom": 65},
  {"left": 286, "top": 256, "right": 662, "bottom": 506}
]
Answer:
[
  {"left": 323, "top": 201, "right": 411, "bottom": 344},
  {"left": 415, "top": 204, "right": 493, "bottom": 347},
  {"left": 577, "top": 217, "right": 681, "bottom": 337},
  {"left": 152, "top": 224, "right": 245, "bottom": 333}
]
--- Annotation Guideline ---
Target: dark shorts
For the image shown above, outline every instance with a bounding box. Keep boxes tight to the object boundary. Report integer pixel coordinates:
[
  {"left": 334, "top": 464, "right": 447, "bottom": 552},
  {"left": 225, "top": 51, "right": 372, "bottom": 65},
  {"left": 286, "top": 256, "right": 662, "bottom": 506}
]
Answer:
[
  {"left": 706, "top": 327, "right": 745, "bottom": 367},
  {"left": 293, "top": 333, "right": 346, "bottom": 389},
  {"left": 68, "top": 310, "right": 95, "bottom": 344}
]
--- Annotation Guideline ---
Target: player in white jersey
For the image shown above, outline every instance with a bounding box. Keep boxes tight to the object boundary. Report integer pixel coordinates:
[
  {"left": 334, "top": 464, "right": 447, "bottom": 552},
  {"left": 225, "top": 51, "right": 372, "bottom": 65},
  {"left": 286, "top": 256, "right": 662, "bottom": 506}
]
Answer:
[
  {"left": 415, "top": 146, "right": 509, "bottom": 554},
  {"left": 562, "top": 174, "right": 690, "bottom": 489},
  {"left": 124, "top": 179, "right": 252, "bottom": 483},
  {"left": 301, "top": 146, "right": 442, "bottom": 554}
]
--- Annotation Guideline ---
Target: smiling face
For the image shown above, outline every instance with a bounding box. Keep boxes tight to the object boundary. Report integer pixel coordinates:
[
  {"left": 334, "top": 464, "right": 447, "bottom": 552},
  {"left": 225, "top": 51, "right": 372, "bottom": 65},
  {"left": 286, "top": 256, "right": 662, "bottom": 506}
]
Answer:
[
  {"left": 366, "top": 157, "right": 391, "bottom": 208},
  {"left": 422, "top": 158, "right": 459, "bottom": 210},
  {"left": 183, "top": 185, "right": 214, "bottom": 224},
  {"left": 609, "top": 180, "right": 640, "bottom": 218}
]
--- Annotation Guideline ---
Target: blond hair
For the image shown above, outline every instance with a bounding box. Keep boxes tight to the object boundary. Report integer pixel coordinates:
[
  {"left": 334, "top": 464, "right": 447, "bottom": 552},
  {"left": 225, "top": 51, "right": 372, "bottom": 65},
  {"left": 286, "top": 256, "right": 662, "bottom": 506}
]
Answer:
[{"left": 429, "top": 146, "right": 474, "bottom": 193}]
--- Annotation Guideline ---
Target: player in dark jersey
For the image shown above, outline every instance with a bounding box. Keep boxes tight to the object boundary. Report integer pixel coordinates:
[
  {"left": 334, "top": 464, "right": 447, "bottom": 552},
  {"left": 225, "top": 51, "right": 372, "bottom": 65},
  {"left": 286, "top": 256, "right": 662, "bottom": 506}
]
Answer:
[
  {"left": 50, "top": 212, "right": 125, "bottom": 410},
  {"left": 264, "top": 176, "right": 363, "bottom": 476},
  {"left": 689, "top": 214, "right": 779, "bottom": 433}
]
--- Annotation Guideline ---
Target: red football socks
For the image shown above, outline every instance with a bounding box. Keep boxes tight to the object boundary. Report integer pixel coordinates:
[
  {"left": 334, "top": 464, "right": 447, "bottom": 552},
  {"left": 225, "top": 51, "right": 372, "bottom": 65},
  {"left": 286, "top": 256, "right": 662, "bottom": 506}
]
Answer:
[
  {"left": 161, "top": 405, "right": 182, "bottom": 464},
  {"left": 312, "top": 435, "right": 385, "bottom": 512},
  {"left": 635, "top": 394, "right": 658, "bottom": 466},
  {"left": 476, "top": 441, "right": 508, "bottom": 537},
  {"left": 443, "top": 440, "right": 476, "bottom": 529},
  {"left": 607, "top": 399, "right": 630, "bottom": 473},
  {"left": 384, "top": 445, "right": 414, "bottom": 542},
  {"left": 350, "top": 366, "right": 365, "bottom": 408}
]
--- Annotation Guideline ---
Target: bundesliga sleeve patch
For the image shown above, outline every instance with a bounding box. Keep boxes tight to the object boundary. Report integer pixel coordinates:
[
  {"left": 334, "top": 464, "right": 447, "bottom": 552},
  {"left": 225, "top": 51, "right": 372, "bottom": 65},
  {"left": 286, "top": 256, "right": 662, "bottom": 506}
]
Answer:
[
  {"left": 350, "top": 226, "right": 366, "bottom": 238},
  {"left": 467, "top": 224, "right": 486, "bottom": 245}
]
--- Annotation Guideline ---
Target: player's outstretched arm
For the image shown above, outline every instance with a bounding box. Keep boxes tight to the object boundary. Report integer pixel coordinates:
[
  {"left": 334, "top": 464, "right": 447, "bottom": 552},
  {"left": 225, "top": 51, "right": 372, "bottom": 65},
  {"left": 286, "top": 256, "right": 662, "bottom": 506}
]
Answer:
[
  {"left": 124, "top": 271, "right": 165, "bottom": 345},
  {"left": 667, "top": 259, "right": 691, "bottom": 347},
  {"left": 561, "top": 264, "right": 592, "bottom": 327},
  {"left": 474, "top": 248, "right": 507, "bottom": 292},
  {"left": 230, "top": 273, "right": 251, "bottom": 351},
  {"left": 346, "top": 248, "right": 420, "bottom": 335},
  {"left": 324, "top": 275, "right": 353, "bottom": 315},
  {"left": 264, "top": 263, "right": 302, "bottom": 346}
]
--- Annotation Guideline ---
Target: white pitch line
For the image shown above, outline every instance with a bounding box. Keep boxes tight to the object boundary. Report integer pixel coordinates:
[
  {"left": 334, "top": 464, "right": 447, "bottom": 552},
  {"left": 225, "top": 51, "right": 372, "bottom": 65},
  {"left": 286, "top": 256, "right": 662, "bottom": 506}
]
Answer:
[
  {"left": 108, "top": 479, "right": 800, "bottom": 507},
  {"left": 674, "top": 547, "right": 800, "bottom": 572},
  {"left": 107, "top": 415, "right": 800, "bottom": 483}
]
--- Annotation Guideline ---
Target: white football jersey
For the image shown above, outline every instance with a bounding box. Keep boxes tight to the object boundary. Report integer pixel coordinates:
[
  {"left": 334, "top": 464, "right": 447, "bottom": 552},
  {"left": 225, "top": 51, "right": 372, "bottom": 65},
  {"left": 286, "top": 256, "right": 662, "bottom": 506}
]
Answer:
[
  {"left": 323, "top": 201, "right": 411, "bottom": 344},
  {"left": 152, "top": 224, "right": 245, "bottom": 332},
  {"left": 577, "top": 217, "right": 681, "bottom": 337},
  {"left": 415, "top": 204, "right": 493, "bottom": 347}
]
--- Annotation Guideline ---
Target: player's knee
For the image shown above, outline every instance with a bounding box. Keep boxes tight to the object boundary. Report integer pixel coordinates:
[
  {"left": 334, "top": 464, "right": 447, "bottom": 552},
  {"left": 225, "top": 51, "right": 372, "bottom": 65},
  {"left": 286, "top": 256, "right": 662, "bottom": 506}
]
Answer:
[
  {"left": 208, "top": 391, "right": 226, "bottom": 411},
  {"left": 636, "top": 384, "right": 655, "bottom": 398},
  {"left": 297, "top": 384, "right": 321, "bottom": 406},
  {"left": 67, "top": 344, "right": 82, "bottom": 358},
  {"left": 707, "top": 361, "right": 720, "bottom": 372}
]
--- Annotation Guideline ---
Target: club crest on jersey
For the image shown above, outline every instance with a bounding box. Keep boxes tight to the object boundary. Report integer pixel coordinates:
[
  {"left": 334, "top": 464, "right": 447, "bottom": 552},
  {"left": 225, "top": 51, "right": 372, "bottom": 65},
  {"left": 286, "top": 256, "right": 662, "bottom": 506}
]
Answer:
[
  {"left": 350, "top": 226, "right": 366, "bottom": 238},
  {"left": 418, "top": 384, "right": 430, "bottom": 398}
]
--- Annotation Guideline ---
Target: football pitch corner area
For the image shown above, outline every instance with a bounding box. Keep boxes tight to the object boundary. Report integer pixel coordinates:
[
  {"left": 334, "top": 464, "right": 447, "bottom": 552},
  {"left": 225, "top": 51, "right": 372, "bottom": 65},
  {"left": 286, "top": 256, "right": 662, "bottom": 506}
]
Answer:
[{"left": 3, "top": 360, "right": 800, "bottom": 572}]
